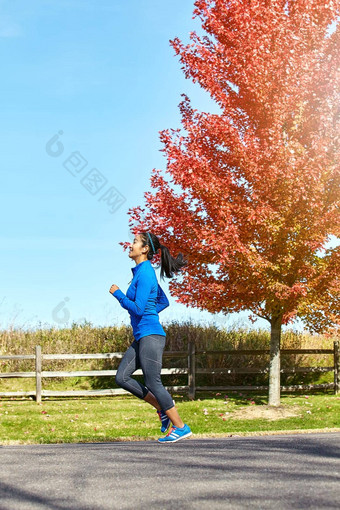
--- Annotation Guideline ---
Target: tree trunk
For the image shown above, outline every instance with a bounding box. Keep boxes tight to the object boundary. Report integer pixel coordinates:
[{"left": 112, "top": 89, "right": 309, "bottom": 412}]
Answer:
[{"left": 268, "top": 315, "right": 282, "bottom": 406}]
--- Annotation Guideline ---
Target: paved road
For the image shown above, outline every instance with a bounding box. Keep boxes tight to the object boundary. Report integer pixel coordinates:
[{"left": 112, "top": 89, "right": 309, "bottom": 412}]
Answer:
[{"left": 1, "top": 433, "right": 339, "bottom": 509}]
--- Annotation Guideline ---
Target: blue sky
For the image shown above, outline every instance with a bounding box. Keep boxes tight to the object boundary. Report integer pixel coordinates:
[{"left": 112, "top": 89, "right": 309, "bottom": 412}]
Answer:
[{"left": 0, "top": 0, "right": 294, "bottom": 332}]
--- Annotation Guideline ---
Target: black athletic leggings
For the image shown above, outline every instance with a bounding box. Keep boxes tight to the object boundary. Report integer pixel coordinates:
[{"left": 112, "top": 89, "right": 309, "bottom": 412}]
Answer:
[{"left": 115, "top": 334, "right": 174, "bottom": 412}]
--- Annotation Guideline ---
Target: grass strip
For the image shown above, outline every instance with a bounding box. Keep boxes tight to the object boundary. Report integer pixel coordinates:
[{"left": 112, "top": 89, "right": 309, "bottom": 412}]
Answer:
[{"left": 0, "top": 393, "right": 339, "bottom": 445}]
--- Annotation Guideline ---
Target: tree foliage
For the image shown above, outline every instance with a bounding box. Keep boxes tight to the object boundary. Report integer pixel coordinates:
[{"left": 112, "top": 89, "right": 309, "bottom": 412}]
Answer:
[{"left": 121, "top": 0, "right": 340, "bottom": 335}]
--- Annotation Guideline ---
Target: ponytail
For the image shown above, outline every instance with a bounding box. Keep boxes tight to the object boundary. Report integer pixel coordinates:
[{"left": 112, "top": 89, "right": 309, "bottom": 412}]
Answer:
[{"left": 141, "top": 232, "right": 188, "bottom": 280}]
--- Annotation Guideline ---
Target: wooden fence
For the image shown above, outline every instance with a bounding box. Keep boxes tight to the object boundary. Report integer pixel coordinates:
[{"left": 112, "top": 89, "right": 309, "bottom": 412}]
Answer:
[{"left": 0, "top": 341, "right": 338, "bottom": 403}]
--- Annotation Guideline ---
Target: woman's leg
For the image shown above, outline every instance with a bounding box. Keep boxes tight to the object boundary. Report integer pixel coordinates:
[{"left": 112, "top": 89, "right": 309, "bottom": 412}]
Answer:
[
  {"left": 163, "top": 406, "right": 184, "bottom": 429},
  {"left": 143, "top": 391, "right": 161, "bottom": 410},
  {"left": 139, "top": 334, "right": 185, "bottom": 428},
  {"left": 115, "top": 340, "right": 149, "bottom": 399}
]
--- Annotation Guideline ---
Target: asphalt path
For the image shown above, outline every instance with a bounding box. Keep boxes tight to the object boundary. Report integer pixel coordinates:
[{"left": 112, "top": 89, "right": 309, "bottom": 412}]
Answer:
[{"left": 1, "top": 433, "right": 340, "bottom": 509}]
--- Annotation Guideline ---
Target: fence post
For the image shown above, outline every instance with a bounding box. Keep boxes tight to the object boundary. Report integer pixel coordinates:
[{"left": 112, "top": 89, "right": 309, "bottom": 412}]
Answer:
[
  {"left": 188, "top": 341, "right": 196, "bottom": 400},
  {"left": 334, "top": 341, "right": 339, "bottom": 395},
  {"left": 35, "top": 345, "right": 42, "bottom": 404}
]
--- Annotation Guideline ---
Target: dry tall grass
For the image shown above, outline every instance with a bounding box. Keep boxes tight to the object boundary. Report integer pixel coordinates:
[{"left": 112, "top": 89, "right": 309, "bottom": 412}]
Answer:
[{"left": 0, "top": 318, "right": 335, "bottom": 354}]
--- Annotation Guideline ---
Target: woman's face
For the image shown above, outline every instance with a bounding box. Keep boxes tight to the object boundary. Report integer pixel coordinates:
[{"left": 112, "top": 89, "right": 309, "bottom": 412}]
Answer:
[{"left": 129, "top": 234, "right": 148, "bottom": 260}]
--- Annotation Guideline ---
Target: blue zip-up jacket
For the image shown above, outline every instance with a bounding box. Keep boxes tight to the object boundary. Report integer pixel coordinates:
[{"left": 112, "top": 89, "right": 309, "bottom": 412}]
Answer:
[{"left": 112, "top": 259, "right": 169, "bottom": 341}]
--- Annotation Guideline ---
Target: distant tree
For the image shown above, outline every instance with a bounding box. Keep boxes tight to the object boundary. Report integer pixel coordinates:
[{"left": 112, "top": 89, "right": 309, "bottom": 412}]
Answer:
[{"left": 121, "top": 0, "right": 340, "bottom": 405}]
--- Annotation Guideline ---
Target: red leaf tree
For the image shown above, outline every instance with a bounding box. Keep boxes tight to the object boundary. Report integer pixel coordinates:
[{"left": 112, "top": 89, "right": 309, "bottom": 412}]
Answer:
[{"left": 121, "top": 0, "right": 340, "bottom": 405}]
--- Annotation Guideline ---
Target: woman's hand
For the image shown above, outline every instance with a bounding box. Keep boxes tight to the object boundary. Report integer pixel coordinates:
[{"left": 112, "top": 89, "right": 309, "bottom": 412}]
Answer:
[{"left": 109, "top": 284, "right": 120, "bottom": 295}]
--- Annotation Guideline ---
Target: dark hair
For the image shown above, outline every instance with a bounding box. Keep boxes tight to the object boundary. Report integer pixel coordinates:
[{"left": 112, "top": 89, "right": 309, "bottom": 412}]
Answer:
[{"left": 140, "top": 232, "right": 188, "bottom": 280}]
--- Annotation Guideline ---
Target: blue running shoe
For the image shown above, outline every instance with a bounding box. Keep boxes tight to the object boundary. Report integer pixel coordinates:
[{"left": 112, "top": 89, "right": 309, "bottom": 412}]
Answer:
[
  {"left": 157, "top": 400, "right": 175, "bottom": 433},
  {"left": 158, "top": 424, "right": 192, "bottom": 443}
]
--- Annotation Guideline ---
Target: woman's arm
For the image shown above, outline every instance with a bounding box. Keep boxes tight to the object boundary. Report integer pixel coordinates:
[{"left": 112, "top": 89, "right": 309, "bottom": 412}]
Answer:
[
  {"left": 110, "top": 271, "right": 154, "bottom": 317},
  {"left": 156, "top": 284, "right": 169, "bottom": 313}
]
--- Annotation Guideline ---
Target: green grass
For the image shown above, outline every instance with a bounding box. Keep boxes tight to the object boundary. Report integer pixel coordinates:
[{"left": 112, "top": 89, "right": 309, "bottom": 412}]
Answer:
[{"left": 1, "top": 393, "right": 339, "bottom": 445}]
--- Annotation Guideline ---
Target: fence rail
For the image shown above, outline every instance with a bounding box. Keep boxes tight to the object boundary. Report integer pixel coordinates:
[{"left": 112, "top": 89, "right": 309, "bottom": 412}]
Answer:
[{"left": 0, "top": 341, "right": 338, "bottom": 403}]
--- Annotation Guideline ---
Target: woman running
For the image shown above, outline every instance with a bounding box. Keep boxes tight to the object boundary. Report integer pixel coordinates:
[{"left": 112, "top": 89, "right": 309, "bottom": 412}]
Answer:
[{"left": 109, "top": 232, "right": 192, "bottom": 443}]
